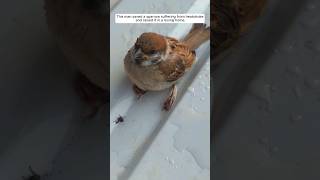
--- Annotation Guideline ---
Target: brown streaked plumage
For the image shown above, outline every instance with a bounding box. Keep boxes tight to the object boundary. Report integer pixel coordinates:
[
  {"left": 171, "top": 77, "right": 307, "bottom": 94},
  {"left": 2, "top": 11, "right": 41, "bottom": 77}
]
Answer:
[
  {"left": 159, "top": 43, "right": 195, "bottom": 82},
  {"left": 124, "top": 24, "right": 210, "bottom": 111}
]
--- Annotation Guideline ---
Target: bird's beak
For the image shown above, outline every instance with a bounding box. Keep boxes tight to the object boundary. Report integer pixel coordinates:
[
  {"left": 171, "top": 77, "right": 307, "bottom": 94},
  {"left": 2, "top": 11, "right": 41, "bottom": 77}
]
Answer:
[{"left": 134, "top": 49, "right": 148, "bottom": 64}]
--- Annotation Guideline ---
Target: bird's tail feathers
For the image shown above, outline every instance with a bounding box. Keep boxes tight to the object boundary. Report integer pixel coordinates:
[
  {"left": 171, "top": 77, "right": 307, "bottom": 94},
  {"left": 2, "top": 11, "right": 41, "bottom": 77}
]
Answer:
[{"left": 182, "top": 23, "right": 210, "bottom": 50}]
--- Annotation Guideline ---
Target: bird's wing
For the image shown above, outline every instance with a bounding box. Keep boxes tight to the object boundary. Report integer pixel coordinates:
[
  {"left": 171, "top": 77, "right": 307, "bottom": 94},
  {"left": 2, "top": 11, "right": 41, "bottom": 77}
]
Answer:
[
  {"left": 159, "top": 40, "right": 196, "bottom": 82},
  {"left": 159, "top": 55, "right": 186, "bottom": 82},
  {"left": 181, "top": 23, "right": 210, "bottom": 50}
]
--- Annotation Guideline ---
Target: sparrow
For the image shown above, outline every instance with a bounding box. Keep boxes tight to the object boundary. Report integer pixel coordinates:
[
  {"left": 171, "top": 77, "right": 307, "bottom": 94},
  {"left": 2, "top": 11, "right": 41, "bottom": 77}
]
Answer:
[
  {"left": 124, "top": 24, "right": 210, "bottom": 111},
  {"left": 212, "top": 0, "right": 267, "bottom": 63},
  {"left": 44, "top": 0, "right": 108, "bottom": 114}
]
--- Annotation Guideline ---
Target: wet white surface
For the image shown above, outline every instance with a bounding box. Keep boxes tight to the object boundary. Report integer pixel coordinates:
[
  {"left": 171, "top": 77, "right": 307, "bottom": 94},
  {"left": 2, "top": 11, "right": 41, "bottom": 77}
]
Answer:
[
  {"left": 128, "top": 60, "right": 210, "bottom": 180},
  {"left": 110, "top": 0, "right": 210, "bottom": 179}
]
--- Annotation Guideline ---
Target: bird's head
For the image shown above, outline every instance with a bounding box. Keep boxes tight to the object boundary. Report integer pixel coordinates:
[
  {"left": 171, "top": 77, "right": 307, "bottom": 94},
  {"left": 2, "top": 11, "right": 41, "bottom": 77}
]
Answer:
[{"left": 132, "top": 32, "right": 167, "bottom": 66}]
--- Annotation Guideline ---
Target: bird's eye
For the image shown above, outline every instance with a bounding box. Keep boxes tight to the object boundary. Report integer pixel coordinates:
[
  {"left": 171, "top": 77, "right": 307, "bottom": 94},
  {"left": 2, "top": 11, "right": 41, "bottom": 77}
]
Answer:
[{"left": 150, "top": 50, "right": 156, "bottom": 54}]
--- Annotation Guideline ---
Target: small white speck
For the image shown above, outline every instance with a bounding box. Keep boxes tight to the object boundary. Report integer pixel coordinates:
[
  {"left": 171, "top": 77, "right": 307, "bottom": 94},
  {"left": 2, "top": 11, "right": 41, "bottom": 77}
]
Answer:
[
  {"left": 188, "top": 87, "right": 194, "bottom": 93},
  {"left": 188, "top": 87, "right": 196, "bottom": 96},
  {"left": 192, "top": 106, "right": 198, "bottom": 112}
]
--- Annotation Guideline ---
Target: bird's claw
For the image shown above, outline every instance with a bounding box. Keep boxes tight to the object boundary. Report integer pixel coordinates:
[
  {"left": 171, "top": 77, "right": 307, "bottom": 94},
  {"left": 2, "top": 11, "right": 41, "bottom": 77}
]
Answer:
[
  {"left": 163, "top": 85, "right": 177, "bottom": 111},
  {"left": 133, "top": 85, "right": 146, "bottom": 99}
]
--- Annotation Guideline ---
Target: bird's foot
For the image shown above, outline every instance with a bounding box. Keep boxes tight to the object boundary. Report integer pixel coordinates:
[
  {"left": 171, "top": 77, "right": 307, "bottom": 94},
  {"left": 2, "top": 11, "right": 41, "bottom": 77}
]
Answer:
[
  {"left": 133, "top": 84, "right": 146, "bottom": 99},
  {"left": 163, "top": 85, "right": 177, "bottom": 111}
]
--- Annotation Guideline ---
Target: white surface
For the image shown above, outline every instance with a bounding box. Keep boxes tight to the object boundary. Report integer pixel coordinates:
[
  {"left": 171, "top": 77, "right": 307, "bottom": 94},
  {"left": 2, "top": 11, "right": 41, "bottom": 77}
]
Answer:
[
  {"left": 110, "top": 0, "right": 210, "bottom": 179},
  {"left": 128, "top": 60, "right": 210, "bottom": 180}
]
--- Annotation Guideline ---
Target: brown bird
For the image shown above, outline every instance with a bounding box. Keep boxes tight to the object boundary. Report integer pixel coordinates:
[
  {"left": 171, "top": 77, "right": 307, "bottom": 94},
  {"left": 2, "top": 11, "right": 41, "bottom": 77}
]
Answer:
[
  {"left": 212, "top": 0, "right": 267, "bottom": 63},
  {"left": 124, "top": 24, "right": 210, "bottom": 111},
  {"left": 44, "top": 0, "right": 108, "bottom": 114}
]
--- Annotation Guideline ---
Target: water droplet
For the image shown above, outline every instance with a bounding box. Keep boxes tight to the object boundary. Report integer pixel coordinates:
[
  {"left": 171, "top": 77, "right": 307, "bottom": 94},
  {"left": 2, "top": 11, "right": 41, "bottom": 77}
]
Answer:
[
  {"left": 192, "top": 106, "right": 198, "bottom": 112},
  {"left": 169, "top": 159, "right": 175, "bottom": 165},
  {"left": 200, "top": 97, "right": 205, "bottom": 101},
  {"left": 188, "top": 87, "right": 196, "bottom": 96}
]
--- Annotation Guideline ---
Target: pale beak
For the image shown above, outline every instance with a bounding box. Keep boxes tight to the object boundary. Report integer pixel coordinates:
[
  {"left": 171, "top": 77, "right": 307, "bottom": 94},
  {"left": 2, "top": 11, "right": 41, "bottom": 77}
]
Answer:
[{"left": 134, "top": 49, "right": 147, "bottom": 64}]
